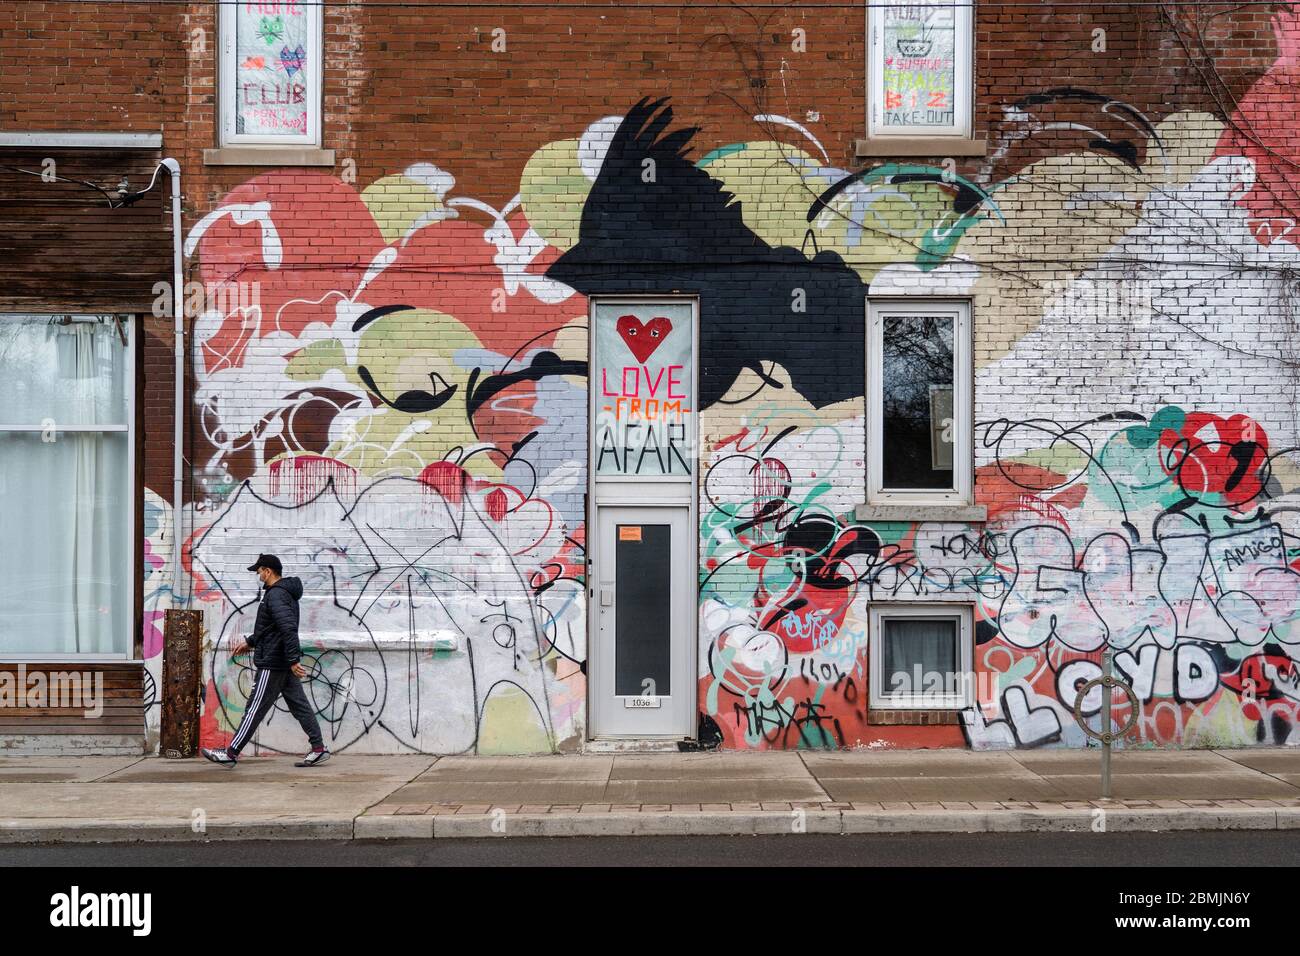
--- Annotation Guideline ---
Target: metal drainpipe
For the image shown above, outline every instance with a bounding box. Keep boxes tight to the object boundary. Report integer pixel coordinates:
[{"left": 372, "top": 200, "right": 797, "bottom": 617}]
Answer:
[{"left": 159, "top": 158, "right": 186, "bottom": 606}]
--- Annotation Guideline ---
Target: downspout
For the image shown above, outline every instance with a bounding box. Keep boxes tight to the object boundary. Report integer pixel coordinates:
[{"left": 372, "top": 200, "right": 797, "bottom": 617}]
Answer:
[{"left": 159, "top": 158, "right": 186, "bottom": 607}]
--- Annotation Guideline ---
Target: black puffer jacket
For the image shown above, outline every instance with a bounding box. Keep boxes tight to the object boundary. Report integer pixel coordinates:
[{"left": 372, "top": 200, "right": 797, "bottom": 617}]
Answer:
[{"left": 247, "top": 576, "right": 304, "bottom": 669}]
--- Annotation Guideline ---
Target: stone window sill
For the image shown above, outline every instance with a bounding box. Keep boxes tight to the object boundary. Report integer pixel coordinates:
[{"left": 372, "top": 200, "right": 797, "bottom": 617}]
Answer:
[
  {"left": 854, "top": 136, "right": 987, "bottom": 159},
  {"left": 855, "top": 503, "right": 987, "bottom": 523},
  {"left": 203, "top": 147, "right": 335, "bottom": 167},
  {"left": 868, "top": 709, "right": 962, "bottom": 726}
]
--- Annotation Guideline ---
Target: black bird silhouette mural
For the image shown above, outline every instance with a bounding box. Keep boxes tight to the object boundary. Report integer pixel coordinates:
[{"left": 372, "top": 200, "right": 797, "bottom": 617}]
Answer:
[{"left": 547, "top": 97, "right": 868, "bottom": 411}]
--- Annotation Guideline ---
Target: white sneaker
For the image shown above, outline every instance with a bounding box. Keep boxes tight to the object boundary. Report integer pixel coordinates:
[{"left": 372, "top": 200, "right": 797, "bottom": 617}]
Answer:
[
  {"left": 295, "top": 749, "right": 330, "bottom": 768},
  {"left": 201, "top": 747, "right": 238, "bottom": 768}
]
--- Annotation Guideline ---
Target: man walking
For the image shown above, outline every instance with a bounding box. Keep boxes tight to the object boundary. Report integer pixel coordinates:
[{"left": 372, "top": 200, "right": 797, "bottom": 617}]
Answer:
[{"left": 202, "top": 554, "right": 331, "bottom": 768}]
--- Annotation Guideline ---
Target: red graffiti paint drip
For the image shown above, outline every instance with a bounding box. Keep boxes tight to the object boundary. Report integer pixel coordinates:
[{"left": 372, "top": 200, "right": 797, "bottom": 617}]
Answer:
[
  {"left": 418, "top": 460, "right": 468, "bottom": 504},
  {"left": 267, "top": 454, "right": 356, "bottom": 504}
]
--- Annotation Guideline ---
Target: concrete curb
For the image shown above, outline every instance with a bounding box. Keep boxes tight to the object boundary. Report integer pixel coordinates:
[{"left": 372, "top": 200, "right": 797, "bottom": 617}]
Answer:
[
  {"left": 352, "top": 806, "right": 1284, "bottom": 839},
  {"left": 0, "top": 807, "right": 1290, "bottom": 843},
  {"left": 427, "top": 810, "right": 843, "bottom": 838},
  {"left": 355, "top": 814, "right": 434, "bottom": 840},
  {"left": 0, "top": 817, "right": 356, "bottom": 844}
]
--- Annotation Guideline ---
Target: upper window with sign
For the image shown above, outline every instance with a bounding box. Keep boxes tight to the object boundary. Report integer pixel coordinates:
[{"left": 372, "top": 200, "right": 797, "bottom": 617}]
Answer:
[
  {"left": 869, "top": 0, "right": 973, "bottom": 138},
  {"left": 219, "top": 1, "right": 322, "bottom": 146}
]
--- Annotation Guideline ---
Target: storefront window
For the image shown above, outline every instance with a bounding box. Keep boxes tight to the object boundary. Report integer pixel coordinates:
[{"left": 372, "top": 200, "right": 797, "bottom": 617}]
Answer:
[{"left": 0, "top": 316, "right": 133, "bottom": 656}]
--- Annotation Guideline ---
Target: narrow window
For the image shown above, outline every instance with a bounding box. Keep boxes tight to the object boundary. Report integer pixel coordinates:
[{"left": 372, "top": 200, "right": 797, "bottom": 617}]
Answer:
[
  {"left": 868, "top": 299, "right": 972, "bottom": 505},
  {"left": 869, "top": 0, "right": 973, "bottom": 138},
  {"left": 220, "top": 0, "right": 322, "bottom": 146}
]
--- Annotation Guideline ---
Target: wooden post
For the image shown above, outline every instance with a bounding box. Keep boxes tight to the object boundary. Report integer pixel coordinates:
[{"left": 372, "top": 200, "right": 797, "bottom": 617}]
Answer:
[{"left": 160, "top": 609, "right": 203, "bottom": 758}]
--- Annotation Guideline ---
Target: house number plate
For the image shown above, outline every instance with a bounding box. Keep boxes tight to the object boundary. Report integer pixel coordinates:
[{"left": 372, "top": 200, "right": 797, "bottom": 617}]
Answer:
[{"left": 625, "top": 696, "right": 662, "bottom": 709}]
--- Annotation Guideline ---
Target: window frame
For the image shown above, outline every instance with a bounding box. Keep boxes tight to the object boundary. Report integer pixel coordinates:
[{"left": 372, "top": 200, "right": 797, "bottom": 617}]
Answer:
[
  {"left": 0, "top": 314, "right": 135, "bottom": 661},
  {"left": 869, "top": 604, "right": 974, "bottom": 710},
  {"left": 867, "top": 297, "right": 972, "bottom": 507},
  {"left": 218, "top": 0, "right": 324, "bottom": 148},
  {"left": 867, "top": 0, "right": 974, "bottom": 139}
]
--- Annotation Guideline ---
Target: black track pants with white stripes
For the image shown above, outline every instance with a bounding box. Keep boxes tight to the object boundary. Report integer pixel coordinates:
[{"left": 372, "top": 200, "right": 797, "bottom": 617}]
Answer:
[{"left": 228, "top": 668, "right": 324, "bottom": 755}]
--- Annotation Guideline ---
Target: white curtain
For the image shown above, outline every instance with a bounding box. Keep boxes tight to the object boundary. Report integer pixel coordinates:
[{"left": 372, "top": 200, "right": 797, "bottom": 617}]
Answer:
[
  {"left": 0, "top": 318, "right": 127, "bottom": 655},
  {"left": 68, "top": 322, "right": 120, "bottom": 654},
  {"left": 881, "top": 618, "right": 958, "bottom": 695}
]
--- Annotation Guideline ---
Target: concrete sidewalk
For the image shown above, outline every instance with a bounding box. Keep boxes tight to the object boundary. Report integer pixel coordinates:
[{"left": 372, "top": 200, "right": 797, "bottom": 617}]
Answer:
[{"left": 5, "top": 748, "right": 1300, "bottom": 842}]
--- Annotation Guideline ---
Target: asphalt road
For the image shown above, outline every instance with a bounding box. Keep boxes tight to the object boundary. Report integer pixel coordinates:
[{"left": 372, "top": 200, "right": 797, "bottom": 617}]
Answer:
[{"left": 5, "top": 830, "right": 1300, "bottom": 866}]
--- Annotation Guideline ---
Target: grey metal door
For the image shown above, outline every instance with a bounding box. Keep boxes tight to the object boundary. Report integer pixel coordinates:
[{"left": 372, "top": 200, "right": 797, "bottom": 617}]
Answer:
[{"left": 591, "top": 505, "right": 692, "bottom": 737}]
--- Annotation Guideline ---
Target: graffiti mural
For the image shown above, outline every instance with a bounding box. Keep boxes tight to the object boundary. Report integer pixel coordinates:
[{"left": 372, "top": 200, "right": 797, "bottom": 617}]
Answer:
[
  {"left": 699, "top": 402, "right": 1300, "bottom": 750},
  {"left": 148, "top": 8, "right": 1300, "bottom": 752},
  {"left": 678, "top": 5, "right": 1300, "bottom": 748},
  {"left": 167, "top": 157, "right": 590, "bottom": 754}
]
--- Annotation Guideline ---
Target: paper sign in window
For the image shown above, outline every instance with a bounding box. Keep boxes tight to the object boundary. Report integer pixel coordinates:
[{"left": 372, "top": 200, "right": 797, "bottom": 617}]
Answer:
[
  {"left": 880, "top": 0, "right": 957, "bottom": 130},
  {"left": 594, "top": 302, "right": 695, "bottom": 478},
  {"left": 235, "top": 1, "right": 313, "bottom": 138}
]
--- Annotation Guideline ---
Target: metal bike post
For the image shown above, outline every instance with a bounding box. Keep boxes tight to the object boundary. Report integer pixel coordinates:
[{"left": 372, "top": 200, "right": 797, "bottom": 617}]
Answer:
[
  {"left": 1073, "top": 663, "right": 1135, "bottom": 802},
  {"left": 1101, "top": 648, "right": 1112, "bottom": 800}
]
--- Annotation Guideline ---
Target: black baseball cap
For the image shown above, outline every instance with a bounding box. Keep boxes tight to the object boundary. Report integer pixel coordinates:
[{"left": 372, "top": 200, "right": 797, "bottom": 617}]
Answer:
[{"left": 247, "top": 554, "right": 283, "bottom": 574}]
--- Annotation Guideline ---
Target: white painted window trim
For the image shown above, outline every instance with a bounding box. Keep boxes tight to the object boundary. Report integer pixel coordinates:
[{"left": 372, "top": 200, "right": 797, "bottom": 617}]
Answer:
[
  {"left": 219, "top": 1, "right": 323, "bottom": 148},
  {"left": 869, "top": 604, "right": 974, "bottom": 710},
  {"left": 0, "top": 314, "right": 135, "bottom": 662},
  {"left": 867, "top": 0, "right": 974, "bottom": 139},
  {"left": 867, "top": 298, "right": 972, "bottom": 506}
]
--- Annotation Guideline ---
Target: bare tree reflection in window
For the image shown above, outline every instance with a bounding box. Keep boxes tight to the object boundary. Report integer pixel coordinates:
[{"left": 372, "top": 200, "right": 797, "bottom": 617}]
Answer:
[{"left": 881, "top": 314, "right": 954, "bottom": 491}]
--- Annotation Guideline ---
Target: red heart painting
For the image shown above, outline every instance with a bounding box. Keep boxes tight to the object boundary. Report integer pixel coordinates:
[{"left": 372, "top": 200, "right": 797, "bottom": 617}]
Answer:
[{"left": 616, "top": 315, "right": 673, "bottom": 364}]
